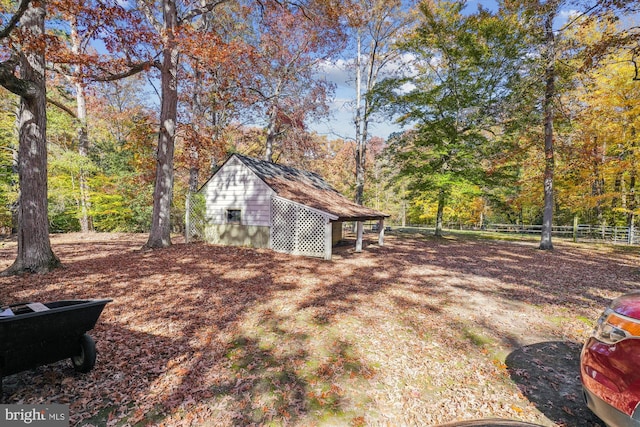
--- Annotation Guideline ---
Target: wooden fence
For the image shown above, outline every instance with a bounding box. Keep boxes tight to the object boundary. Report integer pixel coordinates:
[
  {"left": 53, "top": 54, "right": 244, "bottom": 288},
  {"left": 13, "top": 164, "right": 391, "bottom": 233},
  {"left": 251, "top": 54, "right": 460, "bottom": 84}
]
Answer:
[
  {"left": 481, "top": 223, "right": 640, "bottom": 245},
  {"left": 383, "top": 222, "right": 640, "bottom": 246}
]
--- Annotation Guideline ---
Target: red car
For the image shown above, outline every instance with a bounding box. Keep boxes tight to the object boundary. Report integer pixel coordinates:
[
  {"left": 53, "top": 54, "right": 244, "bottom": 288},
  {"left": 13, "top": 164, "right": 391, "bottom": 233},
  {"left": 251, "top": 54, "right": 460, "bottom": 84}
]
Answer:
[{"left": 581, "top": 291, "right": 640, "bottom": 427}]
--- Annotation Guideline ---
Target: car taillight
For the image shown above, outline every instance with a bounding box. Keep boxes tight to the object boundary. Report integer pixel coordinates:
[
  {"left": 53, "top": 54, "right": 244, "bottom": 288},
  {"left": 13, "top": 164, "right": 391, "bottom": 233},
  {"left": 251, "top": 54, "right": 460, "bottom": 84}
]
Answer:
[{"left": 593, "top": 308, "right": 640, "bottom": 345}]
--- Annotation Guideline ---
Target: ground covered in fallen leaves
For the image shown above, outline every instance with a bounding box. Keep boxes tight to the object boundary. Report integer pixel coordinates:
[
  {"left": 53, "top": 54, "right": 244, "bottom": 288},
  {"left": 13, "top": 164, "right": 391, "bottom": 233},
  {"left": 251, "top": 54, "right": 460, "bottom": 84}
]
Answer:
[{"left": 0, "top": 232, "right": 638, "bottom": 426}]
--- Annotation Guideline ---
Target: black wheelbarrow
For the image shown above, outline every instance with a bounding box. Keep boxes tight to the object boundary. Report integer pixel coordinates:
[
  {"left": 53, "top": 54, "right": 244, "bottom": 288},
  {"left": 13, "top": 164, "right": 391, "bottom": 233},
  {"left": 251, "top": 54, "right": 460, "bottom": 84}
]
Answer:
[{"left": 0, "top": 299, "right": 111, "bottom": 394}]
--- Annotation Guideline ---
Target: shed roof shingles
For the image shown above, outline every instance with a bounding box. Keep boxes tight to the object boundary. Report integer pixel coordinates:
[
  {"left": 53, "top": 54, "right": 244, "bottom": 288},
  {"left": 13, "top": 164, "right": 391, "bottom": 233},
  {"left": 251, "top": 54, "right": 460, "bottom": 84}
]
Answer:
[{"left": 234, "top": 154, "right": 388, "bottom": 221}]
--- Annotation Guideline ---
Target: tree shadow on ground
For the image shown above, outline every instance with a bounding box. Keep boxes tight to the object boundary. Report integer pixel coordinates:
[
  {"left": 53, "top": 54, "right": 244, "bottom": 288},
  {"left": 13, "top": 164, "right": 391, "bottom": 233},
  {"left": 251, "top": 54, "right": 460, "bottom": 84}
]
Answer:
[
  {"left": 1, "top": 323, "right": 177, "bottom": 424},
  {"left": 506, "top": 341, "right": 604, "bottom": 427},
  {"left": 0, "top": 240, "right": 374, "bottom": 425},
  {"left": 435, "top": 419, "right": 547, "bottom": 426},
  {"left": 0, "top": 234, "right": 636, "bottom": 425}
]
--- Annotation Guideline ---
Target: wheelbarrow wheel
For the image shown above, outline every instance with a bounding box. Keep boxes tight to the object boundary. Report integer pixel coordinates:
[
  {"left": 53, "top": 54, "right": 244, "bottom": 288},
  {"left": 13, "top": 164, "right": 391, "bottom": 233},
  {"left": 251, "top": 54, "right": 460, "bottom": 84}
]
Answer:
[{"left": 71, "top": 334, "right": 96, "bottom": 373}]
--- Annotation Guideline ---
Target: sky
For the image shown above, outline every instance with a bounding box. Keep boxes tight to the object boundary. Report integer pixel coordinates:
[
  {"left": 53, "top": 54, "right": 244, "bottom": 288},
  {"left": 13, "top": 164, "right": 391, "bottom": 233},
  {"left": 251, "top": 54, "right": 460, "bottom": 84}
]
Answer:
[
  {"left": 309, "top": 0, "right": 501, "bottom": 142},
  {"left": 310, "top": 0, "right": 581, "bottom": 142},
  {"left": 309, "top": 61, "right": 400, "bottom": 142}
]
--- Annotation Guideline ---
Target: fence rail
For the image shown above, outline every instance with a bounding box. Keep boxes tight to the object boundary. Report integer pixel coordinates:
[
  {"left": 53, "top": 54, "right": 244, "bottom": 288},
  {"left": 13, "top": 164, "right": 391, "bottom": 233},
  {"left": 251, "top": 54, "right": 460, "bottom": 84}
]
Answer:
[
  {"left": 484, "top": 223, "right": 640, "bottom": 245},
  {"left": 388, "top": 222, "right": 640, "bottom": 246}
]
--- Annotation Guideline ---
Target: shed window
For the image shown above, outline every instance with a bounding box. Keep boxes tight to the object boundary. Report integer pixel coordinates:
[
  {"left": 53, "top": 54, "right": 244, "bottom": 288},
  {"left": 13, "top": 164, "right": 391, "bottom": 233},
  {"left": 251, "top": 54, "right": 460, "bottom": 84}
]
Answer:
[{"left": 227, "top": 209, "right": 241, "bottom": 224}]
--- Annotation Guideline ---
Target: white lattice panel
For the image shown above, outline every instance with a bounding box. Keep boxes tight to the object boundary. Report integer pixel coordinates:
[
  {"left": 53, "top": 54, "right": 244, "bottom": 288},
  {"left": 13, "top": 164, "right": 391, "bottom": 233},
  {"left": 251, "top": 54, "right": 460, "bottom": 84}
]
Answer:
[
  {"left": 271, "top": 198, "right": 328, "bottom": 258},
  {"left": 296, "top": 208, "right": 326, "bottom": 256},
  {"left": 271, "top": 198, "right": 296, "bottom": 253}
]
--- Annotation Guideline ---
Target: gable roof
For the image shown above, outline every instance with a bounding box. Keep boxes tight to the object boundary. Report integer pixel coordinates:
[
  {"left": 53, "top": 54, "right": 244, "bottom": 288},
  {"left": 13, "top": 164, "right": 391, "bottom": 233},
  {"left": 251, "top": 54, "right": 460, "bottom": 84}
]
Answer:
[{"left": 223, "top": 154, "right": 388, "bottom": 221}]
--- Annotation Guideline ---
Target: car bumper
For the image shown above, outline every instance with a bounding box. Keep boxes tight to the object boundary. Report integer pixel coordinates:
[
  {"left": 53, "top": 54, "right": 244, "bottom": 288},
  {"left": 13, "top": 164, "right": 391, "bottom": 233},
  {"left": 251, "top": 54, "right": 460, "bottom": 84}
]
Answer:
[
  {"left": 583, "top": 385, "right": 640, "bottom": 427},
  {"left": 581, "top": 337, "right": 640, "bottom": 413}
]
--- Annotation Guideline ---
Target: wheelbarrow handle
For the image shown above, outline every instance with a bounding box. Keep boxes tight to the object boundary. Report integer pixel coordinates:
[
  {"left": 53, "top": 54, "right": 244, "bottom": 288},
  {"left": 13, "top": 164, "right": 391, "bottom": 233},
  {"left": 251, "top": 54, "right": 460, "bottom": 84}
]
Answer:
[{"left": 6, "top": 302, "right": 34, "bottom": 308}]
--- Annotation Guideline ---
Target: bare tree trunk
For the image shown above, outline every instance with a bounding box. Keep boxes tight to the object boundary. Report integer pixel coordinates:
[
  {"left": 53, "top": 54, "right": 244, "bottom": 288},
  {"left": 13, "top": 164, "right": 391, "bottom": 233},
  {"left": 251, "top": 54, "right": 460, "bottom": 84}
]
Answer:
[
  {"left": 264, "top": 77, "right": 284, "bottom": 163},
  {"left": 3, "top": 1, "right": 60, "bottom": 274},
  {"left": 401, "top": 200, "right": 406, "bottom": 227},
  {"left": 185, "top": 163, "right": 198, "bottom": 243},
  {"left": 539, "top": 11, "right": 555, "bottom": 251},
  {"left": 627, "top": 126, "right": 637, "bottom": 229},
  {"left": 354, "top": 30, "right": 365, "bottom": 205},
  {"left": 77, "top": 110, "right": 92, "bottom": 232},
  {"left": 591, "top": 136, "right": 605, "bottom": 223},
  {"left": 354, "top": 132, "right": 366, "bottom": 207},
  {"left": 435, "top": 189, "right": 445, "bottom": 237},
  {"left": 71, "top": 17, "right": 92, "bottom": 233},
  {"left": 351, "top": 0, "right": 407, "bottom": 206},
  {"left": 357, "top": 36, "right": 378, "bottom": 205},
  {"left": 264, "top": 103, "right": 278, "bottom": 163},
  {"left": 612, "top": 171, "right": 622, "bottom": 221},
  {"left": 145, "top": 0, "right": 178, "bottom": 249},
  {"left": 628, "top": 174, "right": 636, "bottom": 228}
]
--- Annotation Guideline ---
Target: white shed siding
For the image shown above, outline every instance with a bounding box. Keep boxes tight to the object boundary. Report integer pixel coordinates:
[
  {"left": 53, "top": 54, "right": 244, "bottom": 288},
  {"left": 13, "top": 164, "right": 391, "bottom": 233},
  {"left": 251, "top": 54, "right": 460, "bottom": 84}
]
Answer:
[{"left": 202, "top": 157, "right": 274, "bottom": 227}]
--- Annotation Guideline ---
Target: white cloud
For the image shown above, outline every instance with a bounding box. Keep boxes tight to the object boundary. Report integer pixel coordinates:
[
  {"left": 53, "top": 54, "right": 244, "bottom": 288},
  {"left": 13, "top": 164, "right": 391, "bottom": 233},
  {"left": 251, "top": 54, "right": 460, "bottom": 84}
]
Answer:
[
  {"left": 558, "top": 9, "right": 580, "bottom": 19},
  {"left": 317, "top": 59, "right": 354, "bottom": 88},
  {"left": 313, "top": 57, "right": 407, "bottom": 140}
]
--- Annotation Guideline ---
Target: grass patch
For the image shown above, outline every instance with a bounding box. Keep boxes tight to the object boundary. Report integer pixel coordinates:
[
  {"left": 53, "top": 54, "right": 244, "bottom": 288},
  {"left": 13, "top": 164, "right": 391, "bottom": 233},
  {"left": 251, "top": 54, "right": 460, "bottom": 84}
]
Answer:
[
  {"left": 577, "top": 315, "right": 595, "bottom": 327},
  {"left": 78, "top": 405, "right": 119, "bottom": 426},
  {"left": 463, "top": 328, "right": 494, "bottom": 347}
]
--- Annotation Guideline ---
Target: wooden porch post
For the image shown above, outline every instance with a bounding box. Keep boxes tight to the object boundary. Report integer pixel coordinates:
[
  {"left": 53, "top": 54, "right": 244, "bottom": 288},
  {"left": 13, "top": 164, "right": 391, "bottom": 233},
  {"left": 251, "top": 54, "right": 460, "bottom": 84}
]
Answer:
[
  {"left": 324, "top": 221, "right": 332, "bottom": 260},
  {"left": 378, "top": 218, "right": 384, "bottom": 246},
  {"left": 185, "top": 192, "right": 191, "bottom": 243},
  {"left": 356, "top": 221, "right": 363, "bottom": 252}
]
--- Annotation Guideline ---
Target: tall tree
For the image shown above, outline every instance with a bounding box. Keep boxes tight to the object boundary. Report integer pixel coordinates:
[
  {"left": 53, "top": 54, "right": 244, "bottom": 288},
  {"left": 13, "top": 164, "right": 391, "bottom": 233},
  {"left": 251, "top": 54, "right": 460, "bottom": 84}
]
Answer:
[
  {"left": 248, "top": 1, "right": 345, "bottom": 163},
  {"left": 0, "top": 0, "right": 61, "bottom": 273},
  {"left": 506, "top": 0, "right": 565, "bottom": 249},
  {"left": 347, "top": 0, "right": 412, "bottom": 205},
  {"left": 178, "top": 3, "right": 254, "bottom": 191},
  {"left": 540, "top": 4, "right": 558, "bottom": 249},
  {"left": 135, "top": 0, "right": 181, "bottom": 248},
  {"left": 45, "top": 11, "right": 95, "bottom": 233},
  {"left": 376, "top": 0, "right": 527, "bottom": 236},
  {"left": 561, "top": 28, "right": 640, "bottom": 229},
  {"left": 133, "top": 0, "right": 344, "bottom": 247},
  {"left": 39, "top": 0, "right": 158, "bottom": 234},
  {"left": 59, "top": 14, "right": 93, "bottom": 232},
  {"left": 135, "top": 0, "right": 287, "bottom": 247}
]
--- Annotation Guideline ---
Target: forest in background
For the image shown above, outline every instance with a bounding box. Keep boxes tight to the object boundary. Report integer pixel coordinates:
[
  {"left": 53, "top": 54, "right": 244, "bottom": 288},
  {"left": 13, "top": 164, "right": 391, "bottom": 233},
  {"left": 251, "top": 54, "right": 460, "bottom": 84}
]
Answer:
[{"left": 1, "top": 0, "right": 639, "bottom": 237}]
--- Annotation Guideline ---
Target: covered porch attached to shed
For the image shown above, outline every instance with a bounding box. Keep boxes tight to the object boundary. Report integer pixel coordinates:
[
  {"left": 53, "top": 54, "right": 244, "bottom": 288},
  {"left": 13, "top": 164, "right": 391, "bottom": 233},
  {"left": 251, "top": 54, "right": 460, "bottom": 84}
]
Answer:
[
  {"left": 270, "top": 195, "right": 387, "bottom": 261},
  {"left": 331, "top": 215, "right": 387, "bottom": 255},
  {"left": 195, "top": 153, "right": 390, "bottom": 260}
]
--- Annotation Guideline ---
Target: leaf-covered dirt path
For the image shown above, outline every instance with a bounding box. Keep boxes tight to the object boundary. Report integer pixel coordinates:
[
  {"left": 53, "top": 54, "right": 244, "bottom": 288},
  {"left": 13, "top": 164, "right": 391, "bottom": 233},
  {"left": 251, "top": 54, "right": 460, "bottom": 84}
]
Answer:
[{"left": 0, "top": 232, "right": 637, "bottom": 426}]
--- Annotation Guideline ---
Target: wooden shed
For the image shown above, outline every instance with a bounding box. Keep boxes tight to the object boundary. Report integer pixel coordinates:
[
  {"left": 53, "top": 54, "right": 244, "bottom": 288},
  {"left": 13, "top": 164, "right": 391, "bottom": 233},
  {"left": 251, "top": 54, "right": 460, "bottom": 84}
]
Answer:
[{"left": 193, "top": 153, "right": 388, "bottom": 260}]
